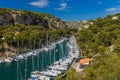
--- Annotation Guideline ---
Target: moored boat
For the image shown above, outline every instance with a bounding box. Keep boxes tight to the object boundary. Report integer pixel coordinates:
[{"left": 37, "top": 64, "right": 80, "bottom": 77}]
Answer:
[{"left": 4, "top": 58, "right": 12, "bottom": 63}]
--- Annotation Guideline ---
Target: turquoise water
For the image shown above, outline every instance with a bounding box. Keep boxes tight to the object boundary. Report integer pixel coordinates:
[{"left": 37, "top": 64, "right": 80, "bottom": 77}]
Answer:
[{"left": 0, "top": 41, "right": 69, "bottom": 80}]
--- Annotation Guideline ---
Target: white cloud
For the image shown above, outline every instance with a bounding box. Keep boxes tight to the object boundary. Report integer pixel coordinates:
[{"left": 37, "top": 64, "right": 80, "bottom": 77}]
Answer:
[
  {"left": 55, "top": 3, "right": 67, "bottom": 10},
  {"left": 29, "top": 0, "right": 48, "bottom": 8},
  {"left": 106, "top": 7, "right": 120, "bottom": 12}
]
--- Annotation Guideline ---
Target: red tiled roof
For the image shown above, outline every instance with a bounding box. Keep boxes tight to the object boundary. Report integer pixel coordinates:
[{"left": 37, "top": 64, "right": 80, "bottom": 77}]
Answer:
[{"left": 79, "top": 58, "right": 90, "bottom": 64}]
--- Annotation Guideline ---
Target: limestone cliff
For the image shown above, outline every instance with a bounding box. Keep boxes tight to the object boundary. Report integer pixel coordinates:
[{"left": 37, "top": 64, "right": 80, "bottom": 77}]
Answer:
[{"left": 0, "top": 8, "right": 67, "bottom": 28}]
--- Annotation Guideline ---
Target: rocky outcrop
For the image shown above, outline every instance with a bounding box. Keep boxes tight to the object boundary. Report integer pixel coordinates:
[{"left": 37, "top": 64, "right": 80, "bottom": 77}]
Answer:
[
  {"left": 65, "top": 21, "right": 83, "bottom": 29},
  {"left": 65, "top": 20, "right": 94, "bottom": 30},
  {"left": 13, "top": 13, "right": 48, "bottom": 28},
  {"left": 0, "top": 8, "right": 66, "bottom": 28},
  {"left": 0, "top": 13, "right": 14, "bottom": 25},
  {"left": 0, "top": 11, "right": 49, "bottom": 27}
]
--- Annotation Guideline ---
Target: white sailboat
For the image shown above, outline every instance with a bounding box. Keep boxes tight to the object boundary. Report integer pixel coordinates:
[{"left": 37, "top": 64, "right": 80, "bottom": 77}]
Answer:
[
  {"left": 30, "top": 47, "right": 51, "bottom": 80},
  {"left": 29, "top": 36, "right": 80, "bottom": 79},
  {"left": 4, "top": 58, "right": 12, "bottom": 62}
]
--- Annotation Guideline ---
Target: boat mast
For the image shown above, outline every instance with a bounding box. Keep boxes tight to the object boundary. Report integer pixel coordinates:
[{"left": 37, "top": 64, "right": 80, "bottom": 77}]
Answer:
[
  {"left": 61, "top": 43, "right": 63, "bottom": 58},
  {"left": 37, "top": 46, "right": 40, "bottom": 71},
  {"left": 19, "top": 62, "right": 23, "bottom": 80},
  {"left": 17, "top": 38, "right": 19, "bottom": 80},
  {"left": 61, "top": 43, "right": 64, "bottom": 59},
  {"left": 65, "top": 40, "right": 67, "bottom": 57},
  {"left": 41, "top": 51, "right": 44, "bottom": 70},
  {"left": 32, "top": 53, "right": 34, "bottom": 71},
  {"left": 24, "top": 56, "right": 27, "bottom": 80},
  {"left": 46, "top": 32, "right": 48, "bottom": 45},
  {"left": 32, "top": 36, "right": 36, "bottom": 71},
  {"left": 54, "top": 47, "right": 56, "bottom": 65},
  {"left": 49, "top": 49, "right": 51, "bottom": 65}
]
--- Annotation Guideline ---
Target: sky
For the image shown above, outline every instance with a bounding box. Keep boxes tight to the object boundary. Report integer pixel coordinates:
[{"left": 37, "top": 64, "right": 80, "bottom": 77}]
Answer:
[{"left": 0, "top": 0, "right": 120, "bottom": 21}]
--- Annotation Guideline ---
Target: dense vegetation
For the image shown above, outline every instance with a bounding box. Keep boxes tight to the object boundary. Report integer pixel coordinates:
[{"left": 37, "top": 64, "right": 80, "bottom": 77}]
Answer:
[
  {"left": 0, "top": 8, "right": 77, "bottom": 57},
  {"left": 0, "top": 24, "right": 75, "bottom": 56},
  {"left": 77, "top": 14, "right": 120, "bottom": 57},
  {"left": 1, "top": 8, "right": 120, "bottom": 80},
  {"left": 63, "top": 13, "right": 120, "bottom": 80}
]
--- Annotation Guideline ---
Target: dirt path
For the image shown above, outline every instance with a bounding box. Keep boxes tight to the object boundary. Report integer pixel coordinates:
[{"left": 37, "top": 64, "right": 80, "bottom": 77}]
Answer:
[{"left": 71, "top": 59, "right": 84, "bottom": 72}]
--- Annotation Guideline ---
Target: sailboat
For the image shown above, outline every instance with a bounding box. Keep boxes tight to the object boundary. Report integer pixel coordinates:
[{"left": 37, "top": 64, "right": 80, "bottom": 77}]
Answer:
[
  {"left": 16, "top": 38, "right": 24, "bottom": 80},
  {"left": 29, "top": 37, "right": 79, "bottom": 79},
  {"left": 48, "top": 43, "right": 68, "bottom": 71},
  {"left": 30, "top": 47, "right": 50, "bottom": 80},
  {"left": 44, "top": 33, "right": 49, "bottom": 51},
  {"left": 47, "top": 48, "right": 62, "bottom": 75},
  {"left": 24, "top": 55, "right": 28, "bottom": 80}
]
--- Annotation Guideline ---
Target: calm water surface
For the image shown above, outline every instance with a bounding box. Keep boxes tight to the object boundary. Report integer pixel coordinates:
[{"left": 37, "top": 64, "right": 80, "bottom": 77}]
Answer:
[{"left": 0, "top": 41, "right": 69, "bottom": 80}]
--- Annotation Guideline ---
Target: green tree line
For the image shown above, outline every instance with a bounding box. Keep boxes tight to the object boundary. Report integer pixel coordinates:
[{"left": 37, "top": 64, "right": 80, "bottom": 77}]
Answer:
[{"left": 0, "top": 24, "right": 75, "bottom": 56}]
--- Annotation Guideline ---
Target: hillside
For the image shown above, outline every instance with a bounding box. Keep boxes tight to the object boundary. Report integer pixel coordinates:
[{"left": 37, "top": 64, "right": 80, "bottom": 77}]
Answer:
[
  {"left": 63, "top": 13, "right": 120, "bottom": 80},
  {"left": 0, "top": 8, "right": 76, "bottom": 57},
  {"left": 65, "top": 20, "right": 94, "bottom": 30},
  {"left": 0, "top": 8, "right": 67, "bottom": 28}
]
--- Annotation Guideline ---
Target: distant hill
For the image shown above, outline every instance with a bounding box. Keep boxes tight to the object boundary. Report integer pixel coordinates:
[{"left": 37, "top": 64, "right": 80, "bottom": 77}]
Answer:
[{"left": 65, "top": 20, "right": 94, "bottom": 30}]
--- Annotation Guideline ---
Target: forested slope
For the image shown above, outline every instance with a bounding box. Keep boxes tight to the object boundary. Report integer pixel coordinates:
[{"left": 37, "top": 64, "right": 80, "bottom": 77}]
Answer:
[
  {"left": 65, "top": 13, "right": 120, "bottom": 80},
  {"left": 0, "top": 8, "right": 76, "bottom": 57}
]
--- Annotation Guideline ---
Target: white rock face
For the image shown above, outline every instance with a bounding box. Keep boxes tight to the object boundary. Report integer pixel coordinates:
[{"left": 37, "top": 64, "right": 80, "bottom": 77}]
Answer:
[{"left": 112, "top": 16, "right": 119, "bottom": 20}]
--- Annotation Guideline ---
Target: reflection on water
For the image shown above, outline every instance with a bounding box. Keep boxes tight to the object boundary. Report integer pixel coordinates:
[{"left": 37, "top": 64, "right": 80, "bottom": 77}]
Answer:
[{"left": 0, "top": 40, "right": 69, "bottom": 80}]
